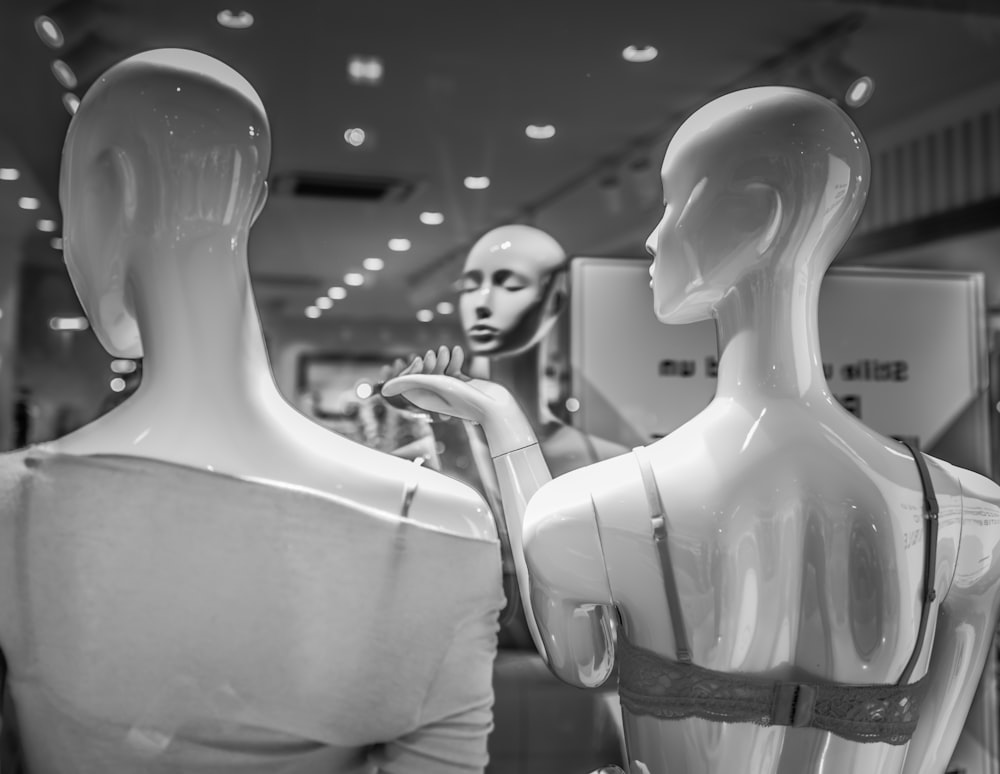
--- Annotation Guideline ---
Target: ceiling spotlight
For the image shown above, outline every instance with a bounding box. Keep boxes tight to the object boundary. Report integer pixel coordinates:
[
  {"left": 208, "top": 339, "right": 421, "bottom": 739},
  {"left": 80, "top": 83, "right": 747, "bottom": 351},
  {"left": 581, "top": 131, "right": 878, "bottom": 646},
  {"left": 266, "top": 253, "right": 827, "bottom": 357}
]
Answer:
[
  {"left": 327, "top": 286, "right": 347, "bottom": 300},
  {"left": 50, "top": 236, "right": 63, "bottom": 250},
  {"left": 49, "top": 316, "right": 89, "bottom": 331},
  {"left": 18, "top": 197, "right": 40, "bottom": 211},
  {"left": 217, "top": 10, "right": 254, "bottom": 29},
  {"left": 464, "top": 176, "right": 490, "bottom": 190},
  {"left": 51, "top": 59, "right": 77, "bottom": 89},
  {"left": 316, "top": 296, "right": 333, "bottom": 310},
  {"left": 435, "top": 301, "right": 454, "bottom": 315},
  {"left": 305, "top": 305, "right": 321, "bottom": 319},
  {"left": 344, "top": 127, "right": 366, "bottom": 147},
  {"left": 419, "top": 211, "right": 444, "bottom": 225},
  {"left": 62, "top": 92, "right": 80, "bottom": 114},
  {"left": 347, "top": 55, "right": 384, "bottom": 86},
  {"left": 355, "top": 381, "right": 374, "bottom": 400},
  {"left": 363, "top": 257, "right": 384, "bottom": 271},
  {"left": 34, "top": 15, "right": 64, "bottom": 48},
  {"left": 110, "top": 359, "right": 137, "bottom": 374},
  {"left": 34, "top": 3, "right": 93, "bottom": 50},
  {"left": 36, "top": 219, "right": 57, "bottom": 232},
  {"left": 416, "top": 309, "right": 434, "bottom": 323},
  {"left": 845, "top": 75, "right": 875, "bottom": 108},
  {"left": 387, "top": 238, "right": 411, "bottom": 252},
  {"left": 622, "top": 45, "right": 658, "bottom": 63},
  {"left": 344, "top": 272, "right": 365, "bottom": 287},
  {"left": 109, "top": 377, "right": 126, "bottom": 393},
  {"left": 0, "top": 168, "right": 20, "bottom": 181},
  {"left": 525, "top": 124, "right": 556, "bottom": 140}
]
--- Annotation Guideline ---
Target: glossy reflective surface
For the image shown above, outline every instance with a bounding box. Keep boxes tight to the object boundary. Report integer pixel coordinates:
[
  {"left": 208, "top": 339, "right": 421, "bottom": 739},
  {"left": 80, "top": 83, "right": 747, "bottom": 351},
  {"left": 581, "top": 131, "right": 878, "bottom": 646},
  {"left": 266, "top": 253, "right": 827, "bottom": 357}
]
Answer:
[{"left": 56, "top": 48, "right": 495, "bottom": 539}]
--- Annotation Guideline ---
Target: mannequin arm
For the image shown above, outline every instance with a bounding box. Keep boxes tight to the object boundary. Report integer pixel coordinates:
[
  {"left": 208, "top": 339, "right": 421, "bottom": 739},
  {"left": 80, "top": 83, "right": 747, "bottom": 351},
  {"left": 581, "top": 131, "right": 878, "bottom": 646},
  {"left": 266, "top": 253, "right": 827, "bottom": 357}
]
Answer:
[
  {"left": 521, "top": 475, "right": 617, "bottom": 689},
  {"left": 903, "top": 468, "right": 1000, "bottom": 774}
]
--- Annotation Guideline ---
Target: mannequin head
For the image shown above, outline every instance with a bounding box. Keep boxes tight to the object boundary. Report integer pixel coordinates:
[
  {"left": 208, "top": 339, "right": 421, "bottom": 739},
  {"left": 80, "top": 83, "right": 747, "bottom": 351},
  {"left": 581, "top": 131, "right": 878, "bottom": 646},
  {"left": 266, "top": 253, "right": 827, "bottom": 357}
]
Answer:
[
  {"left": 60, "top": 48, "right": 271, "bottom": 358},
  {"left": 457, "top": 224, "right": 567, "bottom": 358},
  {"left": 645, "top": 86, "right": 869, "bottom": 324}
]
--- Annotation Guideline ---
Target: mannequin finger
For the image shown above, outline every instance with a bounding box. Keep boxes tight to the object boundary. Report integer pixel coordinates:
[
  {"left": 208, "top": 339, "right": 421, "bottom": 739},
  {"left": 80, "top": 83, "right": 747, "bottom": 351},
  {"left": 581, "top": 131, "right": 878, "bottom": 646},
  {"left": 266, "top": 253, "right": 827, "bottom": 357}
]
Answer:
[
  {"left": 403, "top": 356, "right": 424, "bottom": 375},
  {"left": 423, "top": 349, "right": 437, "bottom": 372},
  {"left": 445, "top": 345, "right": 465, "bottom": 376},
  {"left": 436, "top": 345, "right": 451, "bottom": 373}
]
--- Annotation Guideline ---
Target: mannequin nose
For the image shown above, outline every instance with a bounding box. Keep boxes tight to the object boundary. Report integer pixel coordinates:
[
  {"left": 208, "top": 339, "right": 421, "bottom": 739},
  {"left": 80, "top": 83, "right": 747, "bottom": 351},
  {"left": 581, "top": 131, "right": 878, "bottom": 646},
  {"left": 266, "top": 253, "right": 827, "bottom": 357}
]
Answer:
[
  {"left": 645, "top": 231, "right": 657, "bottom": 258},
  {"left": 474, "top": 285, "right": 493, "bottom": 318}
]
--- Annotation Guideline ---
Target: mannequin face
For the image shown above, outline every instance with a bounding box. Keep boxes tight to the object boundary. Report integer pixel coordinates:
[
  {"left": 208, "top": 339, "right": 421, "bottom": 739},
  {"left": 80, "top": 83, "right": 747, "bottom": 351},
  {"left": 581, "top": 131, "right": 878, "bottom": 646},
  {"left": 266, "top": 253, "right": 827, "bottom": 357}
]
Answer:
[{"left": 457, "top": 226, "right": 566, "bottom": 357}]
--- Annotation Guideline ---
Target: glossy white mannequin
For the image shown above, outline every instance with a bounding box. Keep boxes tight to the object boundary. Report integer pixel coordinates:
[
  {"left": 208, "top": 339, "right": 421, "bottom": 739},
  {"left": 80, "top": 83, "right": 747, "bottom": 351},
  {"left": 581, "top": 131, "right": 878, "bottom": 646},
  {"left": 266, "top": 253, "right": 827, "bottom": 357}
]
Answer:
[
  {"left": 384, "top": 87, "right": 1000, "bottom": 774},
  {"left": 53, "top": 48, "right": 494, "bottom": 542}
]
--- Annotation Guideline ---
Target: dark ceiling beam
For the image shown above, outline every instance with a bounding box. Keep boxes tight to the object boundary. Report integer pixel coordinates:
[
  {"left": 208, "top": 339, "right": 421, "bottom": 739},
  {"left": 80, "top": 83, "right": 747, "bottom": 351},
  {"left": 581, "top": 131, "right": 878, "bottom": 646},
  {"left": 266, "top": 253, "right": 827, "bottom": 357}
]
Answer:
[{"left": 816, "top": 0, "right": 1000, "bottom": 16}]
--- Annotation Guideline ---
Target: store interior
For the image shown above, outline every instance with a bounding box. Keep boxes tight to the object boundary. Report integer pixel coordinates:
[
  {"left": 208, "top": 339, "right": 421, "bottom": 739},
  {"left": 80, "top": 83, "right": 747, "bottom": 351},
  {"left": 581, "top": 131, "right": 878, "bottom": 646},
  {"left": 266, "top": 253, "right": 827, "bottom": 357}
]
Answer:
[{"left": 1, "top": 1, "right": 1000, "bottom": 773}]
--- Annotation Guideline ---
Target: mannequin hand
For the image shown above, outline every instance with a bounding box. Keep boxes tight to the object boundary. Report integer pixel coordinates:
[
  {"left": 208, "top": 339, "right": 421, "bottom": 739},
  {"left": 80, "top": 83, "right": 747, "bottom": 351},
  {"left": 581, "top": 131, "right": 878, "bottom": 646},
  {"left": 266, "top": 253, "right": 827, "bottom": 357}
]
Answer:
[{"left": 381, "top": 346, "right": 537, "bottom": 456}]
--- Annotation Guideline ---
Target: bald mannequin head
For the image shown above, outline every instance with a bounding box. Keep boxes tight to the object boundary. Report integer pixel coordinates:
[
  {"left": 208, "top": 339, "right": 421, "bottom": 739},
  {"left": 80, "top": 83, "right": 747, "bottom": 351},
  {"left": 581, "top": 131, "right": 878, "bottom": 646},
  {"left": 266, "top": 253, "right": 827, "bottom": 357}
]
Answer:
[
  {"left": 60, "top": 48, "right": 271, "bottom": 357},
  {"left": 457, "top": 224, "right": 568, "bottom": 358},
  {"left": 645, "top": 86, "right": 870, "bottom": 324}
]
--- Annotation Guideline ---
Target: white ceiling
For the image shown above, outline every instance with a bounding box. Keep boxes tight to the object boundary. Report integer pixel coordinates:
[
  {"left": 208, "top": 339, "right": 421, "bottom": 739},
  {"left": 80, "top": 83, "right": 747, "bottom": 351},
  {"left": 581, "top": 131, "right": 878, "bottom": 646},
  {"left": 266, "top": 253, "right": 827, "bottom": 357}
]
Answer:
[{"left": 1, "top": 0, "right": 999, "bottom": 321}]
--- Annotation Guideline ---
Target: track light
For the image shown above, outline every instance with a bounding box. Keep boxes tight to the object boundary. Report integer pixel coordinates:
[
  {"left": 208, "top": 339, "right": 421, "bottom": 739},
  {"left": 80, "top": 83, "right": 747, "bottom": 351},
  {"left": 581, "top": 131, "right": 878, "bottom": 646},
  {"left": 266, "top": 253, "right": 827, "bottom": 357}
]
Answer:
[
  {"left": 55, "top": 33, "right": 117, "bottom": 93},
  {"left": 34, "top": 1, "right": 95, "bottom": 50}
]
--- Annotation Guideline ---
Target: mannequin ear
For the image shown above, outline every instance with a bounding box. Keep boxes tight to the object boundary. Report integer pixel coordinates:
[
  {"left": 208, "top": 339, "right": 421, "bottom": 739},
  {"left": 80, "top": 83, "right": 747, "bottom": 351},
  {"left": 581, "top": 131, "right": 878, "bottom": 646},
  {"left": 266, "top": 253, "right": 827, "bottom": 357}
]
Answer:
[
  {"left": 251, "top": 179, "right": 269, "bottom": 225},
  {"left": 745, "top": 182, "right": 782, "bottom": 256},
  {"left": 547, "top": 270, "right": 568, "bottom": 318}
]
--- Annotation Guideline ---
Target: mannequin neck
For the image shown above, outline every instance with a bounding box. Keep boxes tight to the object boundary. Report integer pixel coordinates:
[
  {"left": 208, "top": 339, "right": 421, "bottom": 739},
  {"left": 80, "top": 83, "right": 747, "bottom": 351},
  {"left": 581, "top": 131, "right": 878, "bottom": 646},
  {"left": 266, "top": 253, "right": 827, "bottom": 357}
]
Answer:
[
  {"left": 713, "top": 261, "right": 830, "bottom": 402},
  {"left": 128, "top": 231, "right": 277, "bottom": 412},
  {"left": 487, "top": 347, "right": 544, "bottom": 429}
]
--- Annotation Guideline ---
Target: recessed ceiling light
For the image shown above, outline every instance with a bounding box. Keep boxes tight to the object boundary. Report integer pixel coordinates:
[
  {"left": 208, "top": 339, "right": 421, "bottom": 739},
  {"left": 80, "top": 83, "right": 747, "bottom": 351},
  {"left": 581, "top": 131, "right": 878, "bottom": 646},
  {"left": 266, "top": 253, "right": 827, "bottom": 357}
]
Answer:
[
  {"left": 217, "top": 10, "right": 254, "bottom": 29},
  {"left": 49, "top": 316, "right": 89, "bottom": 331},
  {"left": 464, "top": 176, "right": 490, "bottom": 190},
  {"left": 327, "top": 286, "right": 347, "bottom": 300},
  {"left": 525, "top": 124, "right": 556, "bottom": 140},
  {"left": 34, "top": 15, "right": 64, "bottom": 48},
  {"left": 845, "top": 76, "right": 875, "bottom": 108},
  {"left": 50, "top": 236, "right": 63, "bottom": 250},
  {"left": 416, "top": 309, "right": 434, "bottom": 323},
  {"left": 62, "top": 93, "right": 80, "bottom": 115},
  {"left": 18, "top": 197, "right": 40, "bottom": 211},
  {"left": 355, "top": 382, "right": 374, "bottom": 400},
  {"left": 36, "top": 219, "right": 57, "bottom": 232},
  {"left": 110, "top": 377, "right": 126, "bottom": 393},
  {"left": 347, "top": 55, "right": 384, "bottom": 86},
  {"left": 0, "top": 168, "right": 20, "bottom": 181},
  {"left": 387, "top": 238, "right": 410, "bottom": 252},
  {"left": 419, "top": 211, "right": 444, "bottom": 225},
  {"left": 435, "top": 301, "right": 454, "bottom": 315},
  {"left": 363, "top": 257, "right": 384, "bottom": 271},
  {"left": 316, "top": 296, "right": 333, "bottom": 310},
  {"left": 51, "top": 59, "right": 77, "bottom": 89},
  {"left": 622, "top": 45, "right": 658, "bottom": 63},
  {"left": 305, "top": 305, "right": 321, "bottom": 319},
  {"left": 344, "top": 127, "right": 366, "bottom": 147},
  {"left": 344, "top": 272, "right": 365, "bottom": 287},
  {"left": 110, "top": 359, "right": 137, "bottom": 374}
]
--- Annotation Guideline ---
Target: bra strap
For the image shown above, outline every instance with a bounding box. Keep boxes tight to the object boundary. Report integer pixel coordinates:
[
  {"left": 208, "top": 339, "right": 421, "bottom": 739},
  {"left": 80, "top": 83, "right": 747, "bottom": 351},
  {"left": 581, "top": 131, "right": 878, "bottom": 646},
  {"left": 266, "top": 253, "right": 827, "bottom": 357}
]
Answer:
[
  {"left": 633, "top": 446, "right": 691, "bottom": 664},
  {"left": 897, "top": 439, "right": 939, "bottom": 686}
]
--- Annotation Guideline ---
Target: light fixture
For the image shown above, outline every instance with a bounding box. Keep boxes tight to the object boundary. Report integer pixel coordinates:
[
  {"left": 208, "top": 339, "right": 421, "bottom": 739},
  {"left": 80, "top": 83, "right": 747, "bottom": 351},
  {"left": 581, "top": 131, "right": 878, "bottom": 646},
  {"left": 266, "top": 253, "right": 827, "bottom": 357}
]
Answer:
[
  {"left": 435, "top": 301, "right": 454, "bottom": 315},
  {"left": 110, "top": 359, "right": 137, "bottom": 374},
  {"left": 316, "top": 296, "right": 333, "bottom": 310},
  {"left": 327, "top": 286, "right": 347, "bottom": 300},
  {"left": 33, "top": 1, "right": 93, "bottom": 50},
  {"left": 525, "top": 124, "right": 556, "bottom": 140},
  {"left": 387, "top": 238, "right": 410, "bottom": 252},
  {"left": 565, "top": 397, "right": 581, "bottom": 413},
  {"left": 109, "top": 377, "right": 126, "bottom": 393},
  {"left": 344, "top": 127, "right": 366, "bottom": 147},
  {"left": 344, "top": 272, "right": 365, "bottom": 287},
  {"left": 216, "top": 10, "right": 254, "bottom": 29},
  {"left": 50, "top": 236, "right": 63, "bottom": 250},
  {"left": 18, "top": 197, "right": 40, "bottom": 211},
  {"left": 0, "top": 168, "right": 20, "bottom": 181},
  {"left": 622, "top": 45, "right": 658, "bottom": 63},
  {"left": 363, "top": 257, "right": 384, "bottom": 271},
  {"left": 62, "top": 93, "right": 80, "bottom": 115},
  {"left": 355, "top": 382, "right": 374, "bottom": 400},
  {"left": 464, "top": 176, "right": 490, "bottom": 190},
  {"left": 844, "top": 75, "right": 875, "bottom": 108},
  {"left": 51, "top": 59, "right": 77, "bottom": 89},
  {"left": 419, "top": 211, "right": 444, "bottom": 225},
  {"left": 304, "top": 305, "right": 321, "bottom": 319},
  {"left": 36, "top": 219, "right": 57, "bottom": 233},
  {"left": 35, "top": 15, "right": 64, "bottom": 48},
  {"left": 49, "top": 316, "right": 89, "bottom": 331},
  {"left": 347, "top": 55, "right": 384, "bottom": 86},
  {"left": 416, "top": 309, "right": 434, "bottom": 323}
]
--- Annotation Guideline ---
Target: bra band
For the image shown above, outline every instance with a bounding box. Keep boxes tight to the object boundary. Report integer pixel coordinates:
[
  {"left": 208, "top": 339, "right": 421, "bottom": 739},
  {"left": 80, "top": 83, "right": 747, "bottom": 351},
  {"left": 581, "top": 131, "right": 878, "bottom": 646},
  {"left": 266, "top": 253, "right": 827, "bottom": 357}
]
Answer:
[{"left": 632, "top": 445, "right": 691, "bottom": 664}]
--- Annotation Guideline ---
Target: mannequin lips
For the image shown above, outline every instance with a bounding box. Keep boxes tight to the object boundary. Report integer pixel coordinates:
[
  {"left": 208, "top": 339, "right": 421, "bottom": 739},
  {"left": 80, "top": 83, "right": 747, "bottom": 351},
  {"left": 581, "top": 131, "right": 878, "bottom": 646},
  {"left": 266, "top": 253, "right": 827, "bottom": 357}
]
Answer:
[{"left": 467, "top": 324, "right": 499, "bottom": 343}]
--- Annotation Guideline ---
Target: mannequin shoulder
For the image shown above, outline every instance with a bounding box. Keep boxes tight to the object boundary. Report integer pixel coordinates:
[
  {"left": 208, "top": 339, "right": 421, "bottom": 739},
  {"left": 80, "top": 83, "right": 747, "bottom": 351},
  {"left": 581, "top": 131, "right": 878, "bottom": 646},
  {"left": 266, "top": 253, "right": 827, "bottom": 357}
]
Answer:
[
  {"left": 405, "top": 465, "right": 498, "bottom": 541},
  {"left": 932, "top": 458, "right": 1000, "bottom": 593},
  {"left": 525, "top": 453, "right": 634, "bottom": 531}
]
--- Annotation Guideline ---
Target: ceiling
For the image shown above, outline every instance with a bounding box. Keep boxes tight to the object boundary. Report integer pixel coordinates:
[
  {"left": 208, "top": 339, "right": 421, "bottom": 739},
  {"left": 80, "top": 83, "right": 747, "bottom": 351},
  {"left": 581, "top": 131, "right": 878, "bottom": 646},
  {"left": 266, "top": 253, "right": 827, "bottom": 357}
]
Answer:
[{"left": 1, "top": 0, "right": 1000, "bottom": 322}]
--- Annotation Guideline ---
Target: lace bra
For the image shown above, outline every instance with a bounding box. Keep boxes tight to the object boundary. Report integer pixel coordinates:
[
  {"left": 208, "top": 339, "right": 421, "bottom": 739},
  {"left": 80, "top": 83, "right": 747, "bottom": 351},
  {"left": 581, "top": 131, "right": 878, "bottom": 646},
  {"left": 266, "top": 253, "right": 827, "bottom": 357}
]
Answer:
[{"left": 617, "top": 440, "right": 939, "bottom": 746}]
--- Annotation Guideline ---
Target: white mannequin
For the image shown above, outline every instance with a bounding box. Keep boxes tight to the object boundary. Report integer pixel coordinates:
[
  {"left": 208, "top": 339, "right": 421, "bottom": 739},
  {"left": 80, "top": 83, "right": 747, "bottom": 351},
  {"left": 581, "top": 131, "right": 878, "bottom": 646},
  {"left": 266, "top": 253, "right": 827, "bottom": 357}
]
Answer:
[
  {"left": 0, "top": 48, "right": 505, "bottom": 774},
  {"left": 54, "top": 48, "right": 494, "bottom": 541},
  {"left": 384, "top": 87, "right": 1000, "bottom": 774}
]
